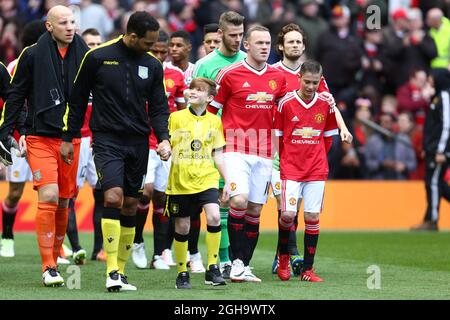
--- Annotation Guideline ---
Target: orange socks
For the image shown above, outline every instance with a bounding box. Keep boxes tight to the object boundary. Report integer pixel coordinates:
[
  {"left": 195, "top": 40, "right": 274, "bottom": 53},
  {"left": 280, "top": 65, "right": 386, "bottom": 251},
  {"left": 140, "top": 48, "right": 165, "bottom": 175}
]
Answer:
[
  {"left": 36, "top": 202, "right": 58, "bottom": 272},
  {"left": 53, "top": 207, "right": 69, "bottom": 263}
]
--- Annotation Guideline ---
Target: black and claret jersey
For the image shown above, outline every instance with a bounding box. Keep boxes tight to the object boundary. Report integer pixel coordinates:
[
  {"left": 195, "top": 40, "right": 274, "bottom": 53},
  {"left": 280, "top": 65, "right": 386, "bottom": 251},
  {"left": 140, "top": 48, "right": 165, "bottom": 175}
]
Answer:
[{"left": 62, "top": 36, "right": 169, "bottom": 143}]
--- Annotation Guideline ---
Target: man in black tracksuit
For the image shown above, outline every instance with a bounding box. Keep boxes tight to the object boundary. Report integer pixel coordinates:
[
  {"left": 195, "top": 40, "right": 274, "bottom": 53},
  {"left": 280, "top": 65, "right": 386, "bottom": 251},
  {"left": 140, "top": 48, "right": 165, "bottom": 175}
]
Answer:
[
  {"left": 412, "top": 69, "right": 450, "bottom": 231},
  {"left": 0, "top": 62, "right": 9, "bottom": 100},
  {"left": 61, "top": 11, "right": 171, "bottom": 291},
  {"left": 0, "top": 6, "right": 88, "bottom": 287},
  {"left": 0, "top": 61, "right": 11, "bottom": 165}
]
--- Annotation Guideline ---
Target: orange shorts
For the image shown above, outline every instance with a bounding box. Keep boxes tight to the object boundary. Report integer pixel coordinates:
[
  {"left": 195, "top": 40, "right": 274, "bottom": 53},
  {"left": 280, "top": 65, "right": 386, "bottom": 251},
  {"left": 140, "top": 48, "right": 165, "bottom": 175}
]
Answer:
[{"left": 26, "top": 135, "right": 81, "bottom": 199}]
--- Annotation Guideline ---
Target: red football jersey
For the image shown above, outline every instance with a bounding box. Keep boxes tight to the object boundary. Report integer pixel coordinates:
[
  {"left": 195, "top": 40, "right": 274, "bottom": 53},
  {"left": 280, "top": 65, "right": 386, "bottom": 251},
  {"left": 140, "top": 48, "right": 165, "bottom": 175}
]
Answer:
[
  {"left": 7, "top": 59, "right": 17, "bottom": 74},
  {"left": 80, "top": 103, "right": 92, "bottom": 138},
  {"left": 163, "top": 62, "right": 187, "bottom": 113},
  {"left": 272, "top": 61, "right": 330, "bottom": 93},
  {"left": 149, "top": 63, "right": 186, "bottom": 150},
  {"left": 211, "top": 60, "right": 287, "bottom": 158},
  {"left": 275, "top": 91, "right": 338, "bottom": 181},
  {"left": 165, "top": 61, "right": 194, "bottom": 86}
]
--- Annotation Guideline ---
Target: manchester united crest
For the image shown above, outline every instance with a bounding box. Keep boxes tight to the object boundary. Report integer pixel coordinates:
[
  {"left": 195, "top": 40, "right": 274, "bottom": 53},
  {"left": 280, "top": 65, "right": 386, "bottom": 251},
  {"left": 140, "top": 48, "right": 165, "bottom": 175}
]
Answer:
[
  {"left": 165, "top": 78, "right": 175, "bottom": 89},
  {"left": 269, "top": 80, "right": 277, "bottom": 90},
  {"left": 275, "top": 182, "right": 281, "bottom": 191},
  {"left": 230, "top": 183, "right": 237, "bottom": 191},
  {"left": 315, "top": 113, "right": 325, "bottom": 124},
  {"left": 289, "top": 197, "right": 296, "bottom": 206}
]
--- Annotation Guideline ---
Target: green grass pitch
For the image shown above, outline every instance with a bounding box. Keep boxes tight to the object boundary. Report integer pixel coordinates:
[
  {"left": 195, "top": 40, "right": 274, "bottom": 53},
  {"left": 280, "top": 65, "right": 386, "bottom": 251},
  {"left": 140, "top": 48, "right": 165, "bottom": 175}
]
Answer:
[{"left": 1, "top": 231, "right": 449, "bottom": 300}]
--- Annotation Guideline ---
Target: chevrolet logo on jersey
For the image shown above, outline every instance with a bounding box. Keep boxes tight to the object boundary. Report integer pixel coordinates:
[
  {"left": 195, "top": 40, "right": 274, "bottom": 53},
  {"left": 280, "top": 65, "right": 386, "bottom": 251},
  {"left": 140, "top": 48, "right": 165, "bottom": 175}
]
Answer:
[
  {"left": 246, "top": 92, "right": 274, "bottom": 103},
  {"left": 292, "top": 127, "right": 321, "bottom": 138}
]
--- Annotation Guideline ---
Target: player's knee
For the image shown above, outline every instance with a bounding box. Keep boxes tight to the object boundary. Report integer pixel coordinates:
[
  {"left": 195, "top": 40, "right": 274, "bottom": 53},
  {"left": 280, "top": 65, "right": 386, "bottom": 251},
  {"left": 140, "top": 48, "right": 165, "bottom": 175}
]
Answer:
[
  {"left": 139, "top": 194, "right": 151, "bottom": 206},
  {"left": 7, "top": 193, "right": 22, "bottom": 206},
  {"left": 121, "top": 198, "right": 138, "bottom": 215},
  {"left": 175, "top": 217, "right": 190, "bottom": 235},
  {"left": 7, "top": 183, "right": 25, "bottom": 205},
  {"left": 206, "top": 213, "right": 220, "bottom": 226},
  {"left": 153, "top": 191, "right": 166, "bottom": 208},
  {"left": 104, "top": 190, "right": 123, "bottom": 208},
  {"left": 104, "top": 198, "right": 121, "bottom": 208},
  {"left": 281, "top": 211, "right": 296, "bottom": 223},
  {"left": 304, "top": 212, "right": 319, "bottom": 222},
  {"left": 229, "top": 195, "right": 247, "bottom": 209},
  {"left": 246, "top": 203, "right": 262, "bottom": 217},
  {"left": 143, "top": 183, "right": 153, "bottom": 199},
  {"left": 39, "top": 187, "right": 59, "bottom": 203}
]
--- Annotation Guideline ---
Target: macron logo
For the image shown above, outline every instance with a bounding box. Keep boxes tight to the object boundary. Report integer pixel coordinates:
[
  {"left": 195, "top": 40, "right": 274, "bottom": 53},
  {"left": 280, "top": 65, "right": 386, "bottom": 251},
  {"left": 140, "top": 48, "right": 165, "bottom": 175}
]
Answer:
[
  {"left": 291, "top": 116, "right": 300, "bottom": 122},
  {"left": 242, "top": 81, "right": 251, "bottom": 88}
]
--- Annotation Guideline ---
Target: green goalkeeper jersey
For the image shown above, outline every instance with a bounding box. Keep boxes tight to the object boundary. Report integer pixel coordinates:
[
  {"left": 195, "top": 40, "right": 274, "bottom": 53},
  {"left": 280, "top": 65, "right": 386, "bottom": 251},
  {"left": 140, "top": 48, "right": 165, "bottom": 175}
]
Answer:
[
  {"left": 273, "top": 152, "right": 280, "bottom": 171},
  {"left": 192, "top": 48, "right": 246, "bottom": 82}
]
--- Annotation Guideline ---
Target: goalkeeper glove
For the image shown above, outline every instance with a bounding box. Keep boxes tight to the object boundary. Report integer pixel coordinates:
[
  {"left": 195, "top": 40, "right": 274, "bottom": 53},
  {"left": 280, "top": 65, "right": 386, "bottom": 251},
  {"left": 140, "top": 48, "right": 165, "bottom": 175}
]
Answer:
[{"left": 0, "top": 135, "right": 19, "bottom": 166}]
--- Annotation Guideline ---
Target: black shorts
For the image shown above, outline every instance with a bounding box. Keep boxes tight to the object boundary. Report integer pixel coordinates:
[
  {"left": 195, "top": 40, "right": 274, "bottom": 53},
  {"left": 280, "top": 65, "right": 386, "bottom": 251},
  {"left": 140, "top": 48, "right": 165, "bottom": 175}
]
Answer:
[
  {"left": 166, "top": 188, "right": 219, "bottom": 218},
  {"left": 92, "top": 136, "right": 148, "bottom": 198}
]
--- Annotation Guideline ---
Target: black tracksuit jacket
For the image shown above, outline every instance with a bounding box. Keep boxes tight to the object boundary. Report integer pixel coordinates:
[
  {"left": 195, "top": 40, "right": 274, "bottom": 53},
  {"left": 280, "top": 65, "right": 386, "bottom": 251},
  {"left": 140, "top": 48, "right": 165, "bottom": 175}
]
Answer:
[
  {"left": 62, "top": 36, "right": 169, "bottom": 144},
  {"left": 423, "top": 90, "right": 450, "bottom": 157}
]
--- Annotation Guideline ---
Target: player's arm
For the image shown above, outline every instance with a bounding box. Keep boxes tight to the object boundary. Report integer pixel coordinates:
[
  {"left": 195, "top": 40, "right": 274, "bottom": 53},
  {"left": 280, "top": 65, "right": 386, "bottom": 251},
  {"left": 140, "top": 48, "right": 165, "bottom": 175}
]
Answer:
[
  {"left": 273, "top": 78, "right": 289, "bottom": 158},
  {"left": 149, "top": 62, "right": 171, "bottom": 160},
  {"left": 319, "top": 91, "right": 352, "bottom": 144},
  {"left": 334, "top": 107, "right": 353, "bottom": 144},
  {"left": 0, "top": 62, "right": 10, "bottom": 101},
  {"left": 207, "top": 85, "right": 223, "bottom": 115},
  {"left": 324, "top": 108, "right": 340, "bottom": 153},
  {"left": 0, "top": 47, "right": 32, "bottom": 141},
  {"left": 212, "top": 121, "right": 229, "bottom": 198},
  {"left": 214, "top": 148, "right": 231, "bottom": 201},
  {"left": 176, "top": 77, "right": 187, "bottom": 110},
  {"left": 213, "top": 146, "right": 230, "bottom": 201},
  {"left": 2, "top": 61, "right": 27, "bottom": 157},
  {"left": 274, "top": 99, "right": 285, "bottom": 155},
  {"left": 208, "top": 72, "right": 230, "bottom": 114},
  {"left": 148, "top": 61, "right": 170, "bottom": 143},
  {"left": 61, "top": 52, "right": 97, "bottom": 164}
]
